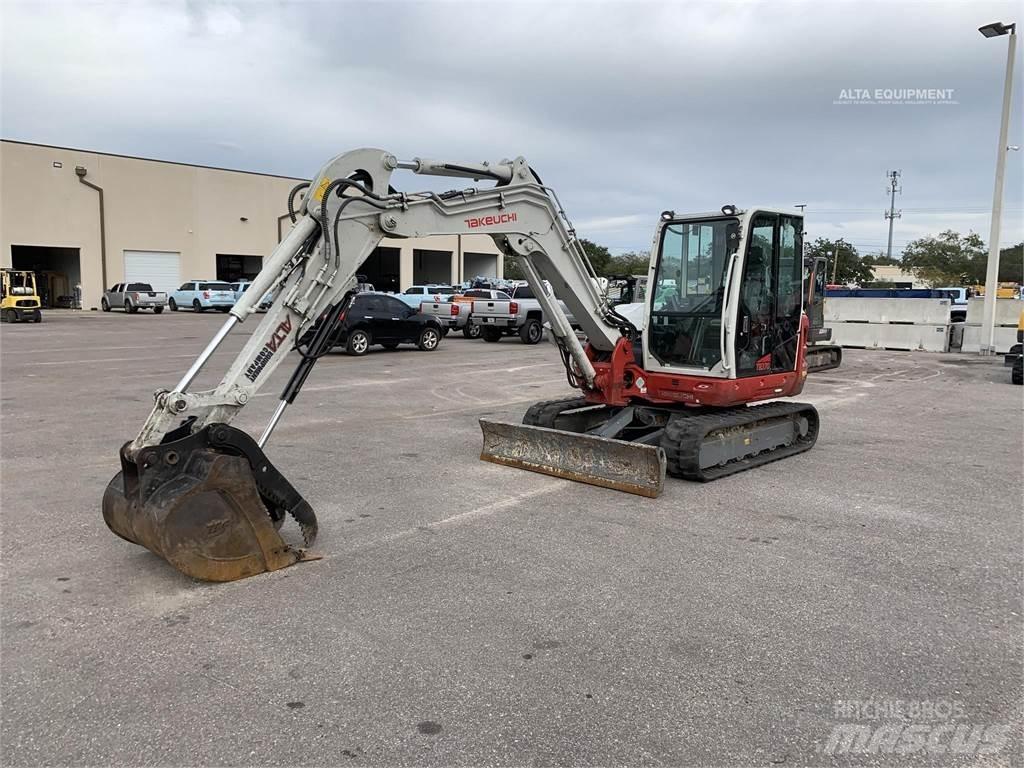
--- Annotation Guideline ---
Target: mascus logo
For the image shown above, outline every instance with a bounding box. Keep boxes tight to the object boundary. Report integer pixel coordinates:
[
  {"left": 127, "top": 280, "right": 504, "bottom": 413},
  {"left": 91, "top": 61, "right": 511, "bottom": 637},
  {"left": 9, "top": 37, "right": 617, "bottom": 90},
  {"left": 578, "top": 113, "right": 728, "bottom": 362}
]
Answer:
[
  {"left": 464, "top": 212, "right": 518, "bottom": 228},
  {"left": 245, "top": 316, "right": 292, "bottom": 382}
]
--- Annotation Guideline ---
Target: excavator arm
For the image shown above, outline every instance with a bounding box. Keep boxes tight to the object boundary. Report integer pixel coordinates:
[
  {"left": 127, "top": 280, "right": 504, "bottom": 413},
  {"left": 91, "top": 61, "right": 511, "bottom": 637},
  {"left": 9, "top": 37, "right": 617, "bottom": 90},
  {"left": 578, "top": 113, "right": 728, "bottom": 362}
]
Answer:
[
  {"left": 126, "top": 149, "right": 629, "bottom": 454},
  {"left": 103, "top": 147, "right": 636, "bottom": 582}
]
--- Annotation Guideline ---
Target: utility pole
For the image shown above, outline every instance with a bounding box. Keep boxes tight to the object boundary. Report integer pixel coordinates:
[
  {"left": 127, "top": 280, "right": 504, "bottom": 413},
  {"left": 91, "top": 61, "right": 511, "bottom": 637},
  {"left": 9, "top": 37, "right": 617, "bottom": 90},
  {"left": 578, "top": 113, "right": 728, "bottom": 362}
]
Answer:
[
  {"left": 885, "top": 170, "right": 902, "bottom": 261},
  {"left": 832, "top": 238, "right": 845, "bottom": 284}
]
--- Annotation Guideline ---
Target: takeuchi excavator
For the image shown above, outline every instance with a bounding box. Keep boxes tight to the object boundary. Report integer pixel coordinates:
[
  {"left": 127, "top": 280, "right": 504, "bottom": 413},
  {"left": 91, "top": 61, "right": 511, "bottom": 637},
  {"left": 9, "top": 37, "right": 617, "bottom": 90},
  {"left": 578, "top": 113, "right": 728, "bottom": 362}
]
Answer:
[{"left": 103, "top": 148, "right": 821, "bottom": 582}]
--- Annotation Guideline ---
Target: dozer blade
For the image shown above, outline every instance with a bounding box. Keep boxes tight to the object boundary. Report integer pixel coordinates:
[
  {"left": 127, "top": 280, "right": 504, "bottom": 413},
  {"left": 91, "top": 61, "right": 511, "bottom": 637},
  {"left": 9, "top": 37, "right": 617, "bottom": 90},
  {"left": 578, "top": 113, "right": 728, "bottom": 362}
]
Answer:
[
  {"left": 102, "top": 424, "right": 318, "bottom": 582},
  {"left": 479, "top": 419, "right": 666, "bottom": 498},
  {"left": 806, "top": 344, "right": 842, "bottom": 374}
]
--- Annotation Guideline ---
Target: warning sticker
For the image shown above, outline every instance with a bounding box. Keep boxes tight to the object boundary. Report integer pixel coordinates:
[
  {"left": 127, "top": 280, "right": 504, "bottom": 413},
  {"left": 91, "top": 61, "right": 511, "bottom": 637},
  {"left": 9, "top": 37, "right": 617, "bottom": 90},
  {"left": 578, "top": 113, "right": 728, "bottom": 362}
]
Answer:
[{"left": 312, "top": 177, "right": 331, "bottom": 202}]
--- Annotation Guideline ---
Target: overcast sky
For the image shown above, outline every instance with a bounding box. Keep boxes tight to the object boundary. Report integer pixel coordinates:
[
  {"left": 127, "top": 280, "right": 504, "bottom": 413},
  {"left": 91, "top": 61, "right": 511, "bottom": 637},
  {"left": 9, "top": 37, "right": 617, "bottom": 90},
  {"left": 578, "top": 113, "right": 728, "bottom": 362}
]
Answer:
[{"left": 2, "top": 0, "right": 1022, "bottom": 257}]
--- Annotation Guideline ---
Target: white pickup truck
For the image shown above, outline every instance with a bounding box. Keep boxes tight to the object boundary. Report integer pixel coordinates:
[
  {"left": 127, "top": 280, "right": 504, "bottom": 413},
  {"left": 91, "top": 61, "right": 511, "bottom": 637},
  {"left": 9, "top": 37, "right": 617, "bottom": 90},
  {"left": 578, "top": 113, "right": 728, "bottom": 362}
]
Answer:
[{"left": 470, "top": 282, "right": 575, "bottom": 344}]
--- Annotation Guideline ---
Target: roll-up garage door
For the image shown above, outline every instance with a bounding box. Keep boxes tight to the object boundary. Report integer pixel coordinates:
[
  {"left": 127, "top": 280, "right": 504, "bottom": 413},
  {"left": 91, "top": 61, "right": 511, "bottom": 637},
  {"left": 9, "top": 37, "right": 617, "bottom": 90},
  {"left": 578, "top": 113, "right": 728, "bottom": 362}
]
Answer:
[{"left": 124, "top": 251, "right": 181, "bottom": 295}]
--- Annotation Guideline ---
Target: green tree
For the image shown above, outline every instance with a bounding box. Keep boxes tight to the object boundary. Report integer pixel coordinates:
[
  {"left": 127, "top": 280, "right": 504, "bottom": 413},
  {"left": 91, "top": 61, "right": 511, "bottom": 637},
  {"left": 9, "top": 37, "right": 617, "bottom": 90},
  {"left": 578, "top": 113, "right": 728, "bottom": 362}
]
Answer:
[
  {"left": 502, "top": 256, "right": 525, "bottom": 281},
  {"left": 901, "top": 230, "right": 987, "bottom": 286},
  {"left": 606, "top": 251, "right": 651, "bottom": 276},
  {"left": 504, "top": 239, "right": 623, "bottom": 280},
  {"left": 580, "top": 238, "right": 613, "bottom": 276},
  {"left": 804, "top": 237, "right": 874, "bottom": 285},
  {"left": 999, "top": 242, "right": 1023, "bottom": 283},
  {"left": 861, "top": 252, "right": 900, "bottom": 267}
]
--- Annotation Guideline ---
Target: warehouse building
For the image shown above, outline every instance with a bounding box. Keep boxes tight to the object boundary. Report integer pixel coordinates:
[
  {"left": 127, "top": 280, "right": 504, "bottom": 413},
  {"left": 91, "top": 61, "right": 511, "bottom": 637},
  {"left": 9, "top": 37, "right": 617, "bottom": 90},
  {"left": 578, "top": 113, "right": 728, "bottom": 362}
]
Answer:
[{"left": 0, "top": 140, "right": 504, "bottom": 310}]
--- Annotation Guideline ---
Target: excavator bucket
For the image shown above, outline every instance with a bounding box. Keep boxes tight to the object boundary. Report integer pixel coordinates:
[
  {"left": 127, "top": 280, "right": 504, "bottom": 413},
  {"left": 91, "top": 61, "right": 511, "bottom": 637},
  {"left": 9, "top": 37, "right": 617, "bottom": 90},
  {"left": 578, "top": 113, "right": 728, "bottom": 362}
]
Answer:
[
  {"left": 102, "top": 424, "right": 318, "bottom": 582},
  {"left": 479, "top": 419, "right": 666, "bottom": 498}
]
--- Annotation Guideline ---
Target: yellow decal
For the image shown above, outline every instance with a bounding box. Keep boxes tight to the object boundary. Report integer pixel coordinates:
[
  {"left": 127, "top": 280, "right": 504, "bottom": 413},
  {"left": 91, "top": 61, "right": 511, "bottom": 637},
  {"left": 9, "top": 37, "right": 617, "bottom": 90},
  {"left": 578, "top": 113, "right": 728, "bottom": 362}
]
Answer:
[{"left": 313, "top": 177, "right": 331, "bottom": 202}]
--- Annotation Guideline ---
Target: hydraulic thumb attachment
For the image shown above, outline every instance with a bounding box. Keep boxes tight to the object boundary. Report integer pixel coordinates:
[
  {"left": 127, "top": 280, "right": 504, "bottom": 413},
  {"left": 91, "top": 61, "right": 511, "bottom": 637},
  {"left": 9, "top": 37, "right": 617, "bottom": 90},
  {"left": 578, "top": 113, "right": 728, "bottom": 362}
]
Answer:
[{"left": 101, "top": 296, "right": 352, "bottom": 582}]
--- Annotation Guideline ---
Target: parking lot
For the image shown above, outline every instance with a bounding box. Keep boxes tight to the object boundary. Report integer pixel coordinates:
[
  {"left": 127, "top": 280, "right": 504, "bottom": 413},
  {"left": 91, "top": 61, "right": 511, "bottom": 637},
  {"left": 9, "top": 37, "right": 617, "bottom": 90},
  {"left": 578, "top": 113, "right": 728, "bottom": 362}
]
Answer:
[{"left": 1, "top": 310, "right": 1021, "bottom": 765}]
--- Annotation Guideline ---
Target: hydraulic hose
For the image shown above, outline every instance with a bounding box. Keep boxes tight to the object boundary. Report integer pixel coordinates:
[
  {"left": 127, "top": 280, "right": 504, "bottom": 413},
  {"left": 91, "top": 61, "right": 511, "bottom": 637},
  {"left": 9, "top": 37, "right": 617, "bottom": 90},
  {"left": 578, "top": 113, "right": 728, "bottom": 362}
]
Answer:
[
  {"left": 317, "top": 178, "right": 385, "bottom": 270},
  {"left": 287, "top": 182, "right": 310, "bottom": 223}
]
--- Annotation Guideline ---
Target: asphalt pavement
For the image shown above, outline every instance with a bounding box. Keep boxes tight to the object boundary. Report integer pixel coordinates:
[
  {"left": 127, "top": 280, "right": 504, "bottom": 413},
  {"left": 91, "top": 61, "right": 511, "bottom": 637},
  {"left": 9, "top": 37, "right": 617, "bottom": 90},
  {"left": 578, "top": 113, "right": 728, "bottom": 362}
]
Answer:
[{"left": 1, "top": 310, "right": 1021, "bottom": 766}]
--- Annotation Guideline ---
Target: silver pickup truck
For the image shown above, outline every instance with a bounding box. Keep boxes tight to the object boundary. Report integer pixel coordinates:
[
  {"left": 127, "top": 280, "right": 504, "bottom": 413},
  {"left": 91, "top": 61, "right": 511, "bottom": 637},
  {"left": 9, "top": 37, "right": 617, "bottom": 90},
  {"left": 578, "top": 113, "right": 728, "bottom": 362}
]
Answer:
[
  {"left": 470, "top": 282, "right": 575, "bottom": 344},
  {"left": 101, "top": 282, "right": 167, "bottom": 314},
  {"left": 419, "top": 288, "right": 510, "bottom": 338},
  {"left": 418, "top": 299, "right": 467, "bottom": 335}
]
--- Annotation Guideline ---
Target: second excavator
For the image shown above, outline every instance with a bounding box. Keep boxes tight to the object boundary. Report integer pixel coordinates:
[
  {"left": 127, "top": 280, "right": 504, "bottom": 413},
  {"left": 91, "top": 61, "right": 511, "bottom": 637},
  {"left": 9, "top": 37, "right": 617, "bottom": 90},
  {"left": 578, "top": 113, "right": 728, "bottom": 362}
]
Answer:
[{"left": 103, "top": 148, "right": 820, "bottom": 582}]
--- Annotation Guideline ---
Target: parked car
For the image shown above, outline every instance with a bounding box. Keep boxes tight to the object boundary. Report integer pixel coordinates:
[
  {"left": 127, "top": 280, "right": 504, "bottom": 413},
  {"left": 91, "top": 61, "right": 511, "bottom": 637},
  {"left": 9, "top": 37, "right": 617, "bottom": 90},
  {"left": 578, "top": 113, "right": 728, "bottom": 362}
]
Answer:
[
  {"left": 168, "top": 281, "right": 236, "bottom": 312},
  {"left": 101, "top": 283, "right": 166, "bottom": 313},
  {"left": 229, "top": 280, "right": 253, "bottom": 301},
  {"left": 427, "top": 288, "right": 512, "bottom": 338},
  {"left": 228, "top": 280, "right": 274, "bottom": 310},
  {"left": 418, "top": 300, "right": 467, "bottom": 335},
  {"left": 469, "top": 282, "right": 576, "bottom": 344},
  {"left": 394, "top": 285, "right": 458, "bottom": 308},
  {"left": 327, "top": 292, "right": 445, "bottom": 355},
  {"left": 1010, "top": 311, "right": 1023, "bottom": 385}
]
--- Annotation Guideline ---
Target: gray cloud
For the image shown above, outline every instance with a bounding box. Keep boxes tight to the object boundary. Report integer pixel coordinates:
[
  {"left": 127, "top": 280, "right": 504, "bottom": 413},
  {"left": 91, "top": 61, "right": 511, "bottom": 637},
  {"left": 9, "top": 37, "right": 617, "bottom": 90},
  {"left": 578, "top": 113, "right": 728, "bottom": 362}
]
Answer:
[{"left": 3, "top": 0, "right": 1021, "bottom": 256}]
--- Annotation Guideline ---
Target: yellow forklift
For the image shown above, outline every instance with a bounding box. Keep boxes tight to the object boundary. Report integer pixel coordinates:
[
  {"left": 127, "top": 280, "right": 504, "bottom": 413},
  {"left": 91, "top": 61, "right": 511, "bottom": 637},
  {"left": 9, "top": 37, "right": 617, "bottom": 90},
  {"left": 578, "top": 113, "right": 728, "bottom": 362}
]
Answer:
[{"left": 1, "top": 269, "right": 43, "bottom": 323}]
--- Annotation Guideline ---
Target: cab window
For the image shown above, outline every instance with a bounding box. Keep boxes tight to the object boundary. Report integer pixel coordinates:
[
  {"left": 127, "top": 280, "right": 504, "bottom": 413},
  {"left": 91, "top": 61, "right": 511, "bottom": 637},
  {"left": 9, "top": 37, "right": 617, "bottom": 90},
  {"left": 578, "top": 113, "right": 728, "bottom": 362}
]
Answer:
[{"left": 648, "top": 217, "right": 739, "bottom": 369}]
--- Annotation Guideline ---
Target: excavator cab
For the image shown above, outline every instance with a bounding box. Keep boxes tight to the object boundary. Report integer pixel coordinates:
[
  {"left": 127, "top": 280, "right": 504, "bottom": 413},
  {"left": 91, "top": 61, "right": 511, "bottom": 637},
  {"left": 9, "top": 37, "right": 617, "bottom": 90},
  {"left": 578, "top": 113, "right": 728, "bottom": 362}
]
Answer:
[
  {"left": 1, "top": 269, "right": 42, "bottom": 323},
  {"left": 645, "top": 210, "right": 805, "bottom": 378},
  {"left": 802, "top": 255, "right": 842, "bottom": 372}
]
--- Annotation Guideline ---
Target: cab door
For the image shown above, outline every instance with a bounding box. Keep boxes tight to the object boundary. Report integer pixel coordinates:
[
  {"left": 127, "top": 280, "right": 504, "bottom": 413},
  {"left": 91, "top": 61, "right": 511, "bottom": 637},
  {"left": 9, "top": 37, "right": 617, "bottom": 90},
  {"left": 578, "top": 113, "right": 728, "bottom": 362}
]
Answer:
[
  {"left": 733, "top": 213, "right": 803, "bottom": 376},
  {"left": 805, "top": 256, "right": 827, "bottom": 332}
]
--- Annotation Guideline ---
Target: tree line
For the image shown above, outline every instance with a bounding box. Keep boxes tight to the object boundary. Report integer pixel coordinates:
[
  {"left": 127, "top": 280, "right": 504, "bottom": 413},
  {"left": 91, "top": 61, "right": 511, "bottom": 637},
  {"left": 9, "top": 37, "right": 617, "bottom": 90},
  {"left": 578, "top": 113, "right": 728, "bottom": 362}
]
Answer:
[
  {"left": 806, "top": 232, "right": 1022, "bottom": 287},
  {"left": 504, "top": 239, "right": 652, "bottom": 281}
]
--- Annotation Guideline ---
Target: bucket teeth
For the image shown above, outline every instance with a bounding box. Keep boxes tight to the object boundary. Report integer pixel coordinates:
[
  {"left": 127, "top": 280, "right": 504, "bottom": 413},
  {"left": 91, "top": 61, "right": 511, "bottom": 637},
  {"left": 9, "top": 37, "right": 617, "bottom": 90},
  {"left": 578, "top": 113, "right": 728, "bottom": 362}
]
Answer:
[{"left": 479, "top": 419, "right": 666, "bottom": 498}]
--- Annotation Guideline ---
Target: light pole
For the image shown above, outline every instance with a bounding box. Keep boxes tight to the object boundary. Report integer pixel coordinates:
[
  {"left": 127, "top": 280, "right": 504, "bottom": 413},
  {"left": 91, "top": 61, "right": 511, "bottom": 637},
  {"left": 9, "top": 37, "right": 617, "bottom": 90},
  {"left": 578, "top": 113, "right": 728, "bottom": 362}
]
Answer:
[
  {"left": 832, "top": 238, "right": 845, "bottom": 284},
  {"left": 979, "top": 20, "right": 1017, "bottom": 355}
]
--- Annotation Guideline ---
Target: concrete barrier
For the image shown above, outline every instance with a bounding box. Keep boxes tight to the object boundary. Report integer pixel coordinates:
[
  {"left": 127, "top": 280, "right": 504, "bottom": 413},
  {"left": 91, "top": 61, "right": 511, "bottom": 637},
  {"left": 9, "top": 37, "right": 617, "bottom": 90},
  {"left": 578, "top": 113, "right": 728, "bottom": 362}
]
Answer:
[
  {"left": 825, "top": 297, "right": 953, "bottom": 325},
  {"left": 965, "top": 297, "right": 1024, "bottom": 325},
  {"left": 959, "top": 324, "right": 1019, "bottom": 354},
  {"left": 824, "top": 297, "right": 955, "bottom": 352},
  {"left": 827, "top": 321, "right": 950, "bottom": 352}
]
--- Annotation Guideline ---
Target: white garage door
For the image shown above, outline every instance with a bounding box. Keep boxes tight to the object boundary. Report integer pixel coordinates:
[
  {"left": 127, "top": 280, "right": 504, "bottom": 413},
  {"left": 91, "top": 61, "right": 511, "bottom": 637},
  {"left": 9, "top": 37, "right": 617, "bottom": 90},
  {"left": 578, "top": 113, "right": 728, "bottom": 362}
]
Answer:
[{"left": 124, "top": 251, "right": 181, "bottom": 295}]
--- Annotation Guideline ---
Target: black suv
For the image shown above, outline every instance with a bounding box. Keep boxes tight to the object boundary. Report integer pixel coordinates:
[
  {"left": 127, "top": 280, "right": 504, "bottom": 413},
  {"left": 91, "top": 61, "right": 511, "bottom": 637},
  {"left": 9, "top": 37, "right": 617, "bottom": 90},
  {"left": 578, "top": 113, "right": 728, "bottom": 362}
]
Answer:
[{"left": 331, "top": 293, "right": 444, "bottom": 356}]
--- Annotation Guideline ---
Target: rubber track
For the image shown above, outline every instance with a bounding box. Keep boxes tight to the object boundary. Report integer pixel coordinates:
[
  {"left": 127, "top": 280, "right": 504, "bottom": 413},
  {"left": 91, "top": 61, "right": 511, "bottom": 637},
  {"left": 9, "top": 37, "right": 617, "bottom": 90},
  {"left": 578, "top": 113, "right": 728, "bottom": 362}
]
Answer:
[
  {"left": 522, "top": 397, "right": 590, "bottom": 428},
  {"left": 661, "top": 401, "right": 819, "bottom": 482}
]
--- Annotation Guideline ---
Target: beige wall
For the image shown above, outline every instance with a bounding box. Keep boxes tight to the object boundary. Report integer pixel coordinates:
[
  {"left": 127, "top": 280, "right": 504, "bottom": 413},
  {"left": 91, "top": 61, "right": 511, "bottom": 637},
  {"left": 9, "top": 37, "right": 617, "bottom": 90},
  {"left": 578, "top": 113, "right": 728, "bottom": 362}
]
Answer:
[
  {"left": 1, "top": 141, "right": 503, "bottom": 309},
  {"left": 871, "top": 264, "right": 926, "bottom": 288}
]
